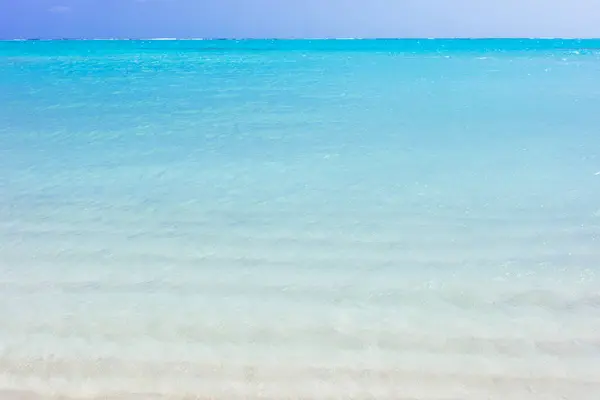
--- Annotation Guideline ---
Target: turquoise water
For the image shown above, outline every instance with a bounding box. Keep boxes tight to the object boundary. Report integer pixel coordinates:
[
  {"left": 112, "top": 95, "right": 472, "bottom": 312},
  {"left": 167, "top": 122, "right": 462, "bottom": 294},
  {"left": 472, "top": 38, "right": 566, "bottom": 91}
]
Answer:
[{"left": 1, "top": 39, "right": 600, "bottom": 399}]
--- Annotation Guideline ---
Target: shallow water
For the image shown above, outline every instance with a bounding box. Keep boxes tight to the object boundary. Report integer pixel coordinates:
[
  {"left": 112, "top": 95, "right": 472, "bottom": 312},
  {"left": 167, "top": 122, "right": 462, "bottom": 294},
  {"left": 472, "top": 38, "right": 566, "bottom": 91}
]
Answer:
[{"left": 1, "top": 39, "right": 600, "bottom": 399}]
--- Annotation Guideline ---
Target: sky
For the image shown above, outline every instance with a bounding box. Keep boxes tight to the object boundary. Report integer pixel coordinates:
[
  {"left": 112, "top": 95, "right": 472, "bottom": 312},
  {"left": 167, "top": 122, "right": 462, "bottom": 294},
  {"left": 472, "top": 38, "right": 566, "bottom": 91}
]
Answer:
[{"left": 1, "top": 0, "right": 600, "bottom": 39}]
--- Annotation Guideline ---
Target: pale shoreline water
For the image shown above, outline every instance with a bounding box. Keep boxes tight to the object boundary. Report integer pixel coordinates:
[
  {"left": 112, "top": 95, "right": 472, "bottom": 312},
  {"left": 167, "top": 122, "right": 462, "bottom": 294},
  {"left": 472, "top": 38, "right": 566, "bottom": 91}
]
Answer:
[{"left": 1, "top": 39, "right": 600, "bottom": 399}]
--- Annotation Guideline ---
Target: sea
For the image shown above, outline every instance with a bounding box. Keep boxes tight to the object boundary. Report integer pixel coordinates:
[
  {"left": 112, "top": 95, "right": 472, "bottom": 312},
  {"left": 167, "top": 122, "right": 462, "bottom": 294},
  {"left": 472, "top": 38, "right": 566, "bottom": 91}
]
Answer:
[{"left": 1, "top": 39, "right": 600, "bottom": 399}]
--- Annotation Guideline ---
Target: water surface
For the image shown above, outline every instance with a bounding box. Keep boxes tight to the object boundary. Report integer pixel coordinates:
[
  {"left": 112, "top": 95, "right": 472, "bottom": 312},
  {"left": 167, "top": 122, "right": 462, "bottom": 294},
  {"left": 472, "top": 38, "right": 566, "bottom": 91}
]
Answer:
[{"left": 1, "top": 39, "right": 600, "bottom": 399}]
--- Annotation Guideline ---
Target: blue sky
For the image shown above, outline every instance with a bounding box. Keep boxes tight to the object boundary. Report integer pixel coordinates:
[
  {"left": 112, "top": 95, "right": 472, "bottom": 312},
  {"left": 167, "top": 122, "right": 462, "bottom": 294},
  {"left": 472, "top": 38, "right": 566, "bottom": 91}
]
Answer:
[{"left": 1, "top": 0, "right": 599, "bottom": 39}]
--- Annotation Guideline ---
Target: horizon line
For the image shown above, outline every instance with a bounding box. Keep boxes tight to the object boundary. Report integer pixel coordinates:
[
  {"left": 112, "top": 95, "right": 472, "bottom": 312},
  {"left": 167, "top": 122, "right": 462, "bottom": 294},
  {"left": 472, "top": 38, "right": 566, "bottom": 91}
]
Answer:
[{"left": 2, "top": 37, "right": 600, "bottom": 42}]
